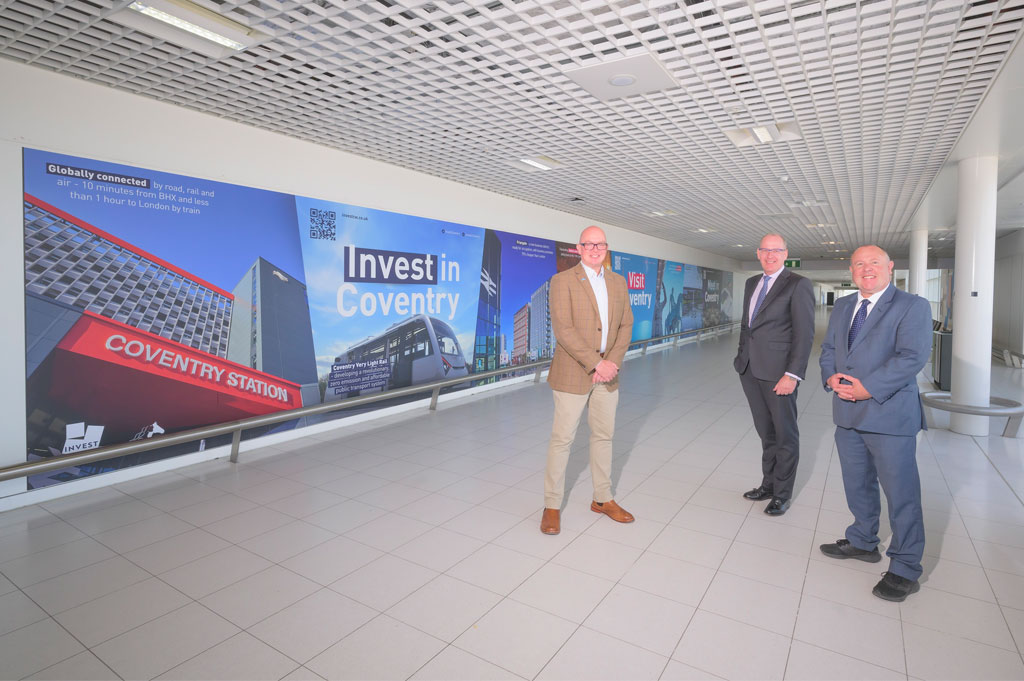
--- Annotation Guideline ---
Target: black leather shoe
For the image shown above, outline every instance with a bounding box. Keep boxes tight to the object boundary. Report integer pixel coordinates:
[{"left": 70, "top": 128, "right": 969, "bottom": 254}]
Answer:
[
  {"left": 872, "top": 572, "right": 920, "bottom": 602},
  {"left": 764, "top": 497, "right": 790, "bottom": 515},
  {"left": 742, "top": 485, "right": 773, "bottom": 501},
  {"left": 819, "top": 539, "right": 882, "bottom": 563}
]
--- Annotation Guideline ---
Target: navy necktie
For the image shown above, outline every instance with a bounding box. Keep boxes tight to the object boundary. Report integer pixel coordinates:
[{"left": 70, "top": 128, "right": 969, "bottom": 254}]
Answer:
[
  {"left": 750, "top": 275, "right": 771, "bottom": 323},
  {"left": 848, "top": 298, "right": 870, "bottom": 349}
]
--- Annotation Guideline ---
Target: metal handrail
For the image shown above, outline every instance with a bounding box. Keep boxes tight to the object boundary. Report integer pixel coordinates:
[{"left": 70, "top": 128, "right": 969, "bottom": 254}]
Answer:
[
  {"left": 0, "top": 320, "right": 739, "bottom": 483},
  {"left": 920, "top": 391, "right": 1023, "bottom": 438}
]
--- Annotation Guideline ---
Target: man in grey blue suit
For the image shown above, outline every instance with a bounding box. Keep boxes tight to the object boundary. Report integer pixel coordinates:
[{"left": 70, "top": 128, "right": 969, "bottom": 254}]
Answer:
[{"left": 819, "top": 245, "right": 933, "bottom": 602}]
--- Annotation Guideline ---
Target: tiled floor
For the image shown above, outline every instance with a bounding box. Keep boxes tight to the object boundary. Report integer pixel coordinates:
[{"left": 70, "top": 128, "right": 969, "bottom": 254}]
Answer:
[{"left": 2, "top": 310, "right": 1024, "bottom": 680}]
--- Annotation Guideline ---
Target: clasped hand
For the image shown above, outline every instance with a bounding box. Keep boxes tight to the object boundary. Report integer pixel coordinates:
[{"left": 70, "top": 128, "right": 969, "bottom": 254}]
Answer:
[
  {"left": 827, "top": 373, "right": 872, "bottom": 401},
  {"left": 592, "top": 359, "right": 619, "bottom": 384}
]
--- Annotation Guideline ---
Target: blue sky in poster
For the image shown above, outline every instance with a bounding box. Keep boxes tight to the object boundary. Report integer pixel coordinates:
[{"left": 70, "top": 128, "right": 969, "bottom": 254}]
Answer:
[
  {"left": 295, "top": 196, "right": 485, "bottom": 377},
  {"left": 496, "top": 231, "right": 558, "bottom": 348},
  {"left": 611, "top": 251, "right": 659, "bottom": 341},
  {"left": 22, "top": 148, "right": 304, "bottom": 291}
]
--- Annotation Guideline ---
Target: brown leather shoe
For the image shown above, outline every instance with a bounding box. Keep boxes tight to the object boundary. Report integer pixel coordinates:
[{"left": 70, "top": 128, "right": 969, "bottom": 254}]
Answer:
[
  {"left": 591, "top": 499, "right": 634, "bottom": 523},
  {"left": 541, "top": 508, "right": 560, "bottom": 535}
]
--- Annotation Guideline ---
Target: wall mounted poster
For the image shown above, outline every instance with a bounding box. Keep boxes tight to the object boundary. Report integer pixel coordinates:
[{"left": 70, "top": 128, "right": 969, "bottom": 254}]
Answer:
[{"left": 22, "top": 148, "right": 734, "bottom": 487}]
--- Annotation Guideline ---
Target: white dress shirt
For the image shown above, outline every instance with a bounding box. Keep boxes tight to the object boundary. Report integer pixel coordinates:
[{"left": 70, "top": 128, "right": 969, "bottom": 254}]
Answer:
[
  {"left": 848, "top": 284, "right": 889, "bottom": 332},
  {"left": 583, "top": 264, "right": 610, "bottom": 353}
]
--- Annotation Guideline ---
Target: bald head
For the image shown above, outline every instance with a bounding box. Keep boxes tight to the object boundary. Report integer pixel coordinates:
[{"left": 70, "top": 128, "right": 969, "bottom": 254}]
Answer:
[{"left": 849, "top": 245, "right": 893, "bottom": 297}]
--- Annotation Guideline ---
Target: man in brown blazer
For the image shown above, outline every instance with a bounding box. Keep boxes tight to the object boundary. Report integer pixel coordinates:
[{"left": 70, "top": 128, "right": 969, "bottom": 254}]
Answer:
[{"left": 541, "top": 225, "right": 635, "bottom": 535}]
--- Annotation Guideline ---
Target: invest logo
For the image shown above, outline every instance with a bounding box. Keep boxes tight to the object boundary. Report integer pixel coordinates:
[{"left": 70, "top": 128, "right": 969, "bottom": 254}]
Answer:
[{"left": 62, "top": 422, "right": 104, "bottom": 454}]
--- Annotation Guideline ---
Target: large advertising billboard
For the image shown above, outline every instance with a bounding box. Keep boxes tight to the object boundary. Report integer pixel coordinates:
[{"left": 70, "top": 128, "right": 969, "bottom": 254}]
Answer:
[{"left": 22, "top": 148, "right": 734, "bottom": 487}]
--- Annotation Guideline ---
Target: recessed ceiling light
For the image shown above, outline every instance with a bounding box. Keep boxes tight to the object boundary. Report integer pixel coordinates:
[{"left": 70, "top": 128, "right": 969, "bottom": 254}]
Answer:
[
  {"left": 642, "top": 209, "right": 678, "bottom": 217},
  {"left": 806, "top": 223, "right": 836, "bottom": 228},
  {"left": 507, "top": 155, "right": 564, "bottom": 172},
  {"left": 608, "top": 74, "right": 637, "bottom": 87},
  {"left": 751, "top": 126, "right": 772, "bottom": 144},
  {"left": 110, "top": 0, "right": 264, "bottom": 57},
  {"left": 723, "top": 121, "right": 802, "bottom": 148}
]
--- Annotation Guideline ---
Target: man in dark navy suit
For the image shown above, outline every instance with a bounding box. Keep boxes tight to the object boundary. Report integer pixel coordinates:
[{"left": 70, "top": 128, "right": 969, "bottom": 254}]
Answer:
[
  {"left": 819, "top": 245, "right": 933, "bottom": 602},
  {"left": 733, "top": 234, "right": 815, "bottom": 516}
]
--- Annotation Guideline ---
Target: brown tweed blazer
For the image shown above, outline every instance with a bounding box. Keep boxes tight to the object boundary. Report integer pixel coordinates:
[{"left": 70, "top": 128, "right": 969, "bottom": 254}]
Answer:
[{"left": 547, "top": 263, "right": 634, "bottom": 394}]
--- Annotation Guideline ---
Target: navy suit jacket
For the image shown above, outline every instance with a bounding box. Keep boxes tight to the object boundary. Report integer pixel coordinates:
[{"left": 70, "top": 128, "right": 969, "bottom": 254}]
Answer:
[
  {"left": 733, "top": 268, "right": 815, "bottom": 382},
  {"left": 819, "top": 286, "right": 932, "bottom": 436}
]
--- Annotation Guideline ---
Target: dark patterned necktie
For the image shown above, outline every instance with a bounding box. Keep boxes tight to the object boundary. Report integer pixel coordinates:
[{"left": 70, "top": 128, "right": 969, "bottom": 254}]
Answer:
[
  {"left": 750, "top": 275, "right": 771, "bottom": 323},
  {"left": 847, "top": 298, "right": 870, "bottom": 349}
]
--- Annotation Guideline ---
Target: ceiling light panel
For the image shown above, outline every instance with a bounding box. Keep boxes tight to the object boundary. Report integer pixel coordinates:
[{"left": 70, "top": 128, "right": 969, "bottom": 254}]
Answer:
[{"left": 1, "top": 0, "right": 1021, "bottom": 261}]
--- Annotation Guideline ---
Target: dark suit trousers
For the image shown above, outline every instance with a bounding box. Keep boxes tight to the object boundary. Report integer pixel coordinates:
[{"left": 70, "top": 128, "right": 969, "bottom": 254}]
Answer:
[
  {"left": 739, "top": 368, "right": 799, "bottom": 500},
  {"left": 835, "top": 426, "right": 925, "bottom": 581}
]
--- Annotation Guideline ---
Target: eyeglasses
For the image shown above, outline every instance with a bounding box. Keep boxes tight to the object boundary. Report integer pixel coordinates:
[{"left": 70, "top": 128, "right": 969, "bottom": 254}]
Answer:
[
  {"left": 580, "top": 242, "right": 608, "bottom": 251},
  {"left": 757, "top": 248, "right": 786, "bottom": 255}
]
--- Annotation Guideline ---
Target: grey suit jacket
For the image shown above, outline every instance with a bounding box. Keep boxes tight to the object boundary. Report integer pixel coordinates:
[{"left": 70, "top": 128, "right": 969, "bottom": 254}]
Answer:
[
  {"left": 733, "top": 268, "right": 815, "bottom": 382},
  {"left": 819, "top": 286, "right": 933, "bottom": 436}
]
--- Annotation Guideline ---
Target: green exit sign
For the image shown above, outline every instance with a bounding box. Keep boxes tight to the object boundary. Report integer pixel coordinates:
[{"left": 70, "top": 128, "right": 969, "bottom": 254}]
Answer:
[{"left": 784, "top": 258, "right": 801, "bottom": 268}]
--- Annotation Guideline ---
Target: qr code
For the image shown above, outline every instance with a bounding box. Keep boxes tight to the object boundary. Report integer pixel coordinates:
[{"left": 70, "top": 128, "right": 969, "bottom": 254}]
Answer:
[{"left": 309, "top": 208, "right": 336, "bottom": 240}]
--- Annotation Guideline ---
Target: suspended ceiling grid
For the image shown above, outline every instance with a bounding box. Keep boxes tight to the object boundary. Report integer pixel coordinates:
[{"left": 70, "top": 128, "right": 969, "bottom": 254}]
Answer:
[{"left": 2, "top": 0, "right": 1023, "bottom": 262}]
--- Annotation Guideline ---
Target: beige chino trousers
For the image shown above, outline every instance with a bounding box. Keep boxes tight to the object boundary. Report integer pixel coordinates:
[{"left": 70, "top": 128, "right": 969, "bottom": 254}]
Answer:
[{"left": 544, "top": 383, "right": 618, "bottom": 509}]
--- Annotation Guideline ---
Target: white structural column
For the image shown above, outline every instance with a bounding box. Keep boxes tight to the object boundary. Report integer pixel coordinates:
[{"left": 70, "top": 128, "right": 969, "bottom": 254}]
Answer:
[
  {"left": 909, "top": 229, "right": 928, "bottom": 296},
  {"left": 950, "top": 156, "right": 998, "bottom": 435}
]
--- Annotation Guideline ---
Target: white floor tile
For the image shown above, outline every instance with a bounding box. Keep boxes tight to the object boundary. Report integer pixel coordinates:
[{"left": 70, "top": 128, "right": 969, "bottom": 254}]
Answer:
[
  {"left": 303, "top": 498, "right": 388, "bottom": 535},
  {"left": 248, "top": 589, "right": 376, "bottom": 663},
  {"left": 443, "top": 506, "right": 522, "bottom": 542},
  {"left": 620, "top": 551, "right": 716, "bottom": 606},
  {"left": 123, "top": 528, "right": 230, "bottom": 574},
  {"left": 200, "top": 564, "right": 320, "bottom": 628},
  {"left": 388, "top": 574, "right": 500, "bottom": 641},
  {"left": 1, "top": 537, "right": 115, "bottom": 588},
  {"left": 169, "top": 493, "right": 257, "bottom": 526},
  {"left": 0, "top": 618, "right": 85, "bottom": 680},
  {"left": 0, "top": 589, "right": 48, "bottom": 636},
  {"left": 23, "top": 556, "right": 150, "bottom": 614},
  {"left": 306, "top": 614, "right": 446, "bottom": 680},
  {"left": 673, "top": 610, "right": 790, "bottom": 681},
  {"left": 510, "top": 562, "right": 614, "bottom": 623},
  {"left": 331, "top": 554, "right": 438, "bottom": 610},
  {"left": 903, "top": 621, "right": 1024, "bottom": 680},
  {"left": 343, "top": 511, "right": 433, "bottom": 551},
  {"left": 719, "top": 541, "right": 809, "bottom": 592},
  {"left": 537, "top": 626, "right": 668, "bottom": 680},
  {"left": 793, "top": 595, "right": 905, "bottom": 673},
  {"left": 24, "top": 650, "right": 119, "bottom": 680},
  {"left": 155, "top": 631, "right": 299, "bottom": 680},
  {"left": 281, "top": 535, "right": 382, "bottom": 585},
  {"left": 160, "top": 545, "right": 272, "bottom": 599},
  {"left": 54, "top": 578, "right": 191, "bottom": 647},
  {"left": 92, "top": 513, "right": 193, "bottom": 553},
  {"left": 669, "top": 504, "right": 745, "bottom": 539},
  {"left": 647, "top": 525, "right": 732, "bottom": 569},
  {"left": 445, "top": 543, "right": 543, "bottom": 596},
  {"left": 902, "top": 586, "right": 1016, "bottom": 650},
  {"left": 394, "top": 492, "right": 475, "bottom": 524},
  {"left": 583, "top": 583, "right": 694, "bottom": 657},
  {"left": 699, "top": 571, "right": 801, "bottom": 634},
  {"left": 409, "top": 645, "right": 524, "bottom": 680},
  {"left": 393, "top": 527, "right": 484, "bottom": 572},
  {"left": 784, "top": 640, "right": 906, "bottom": 680},
  {"left": 552, "top": 533, "right": 644, "bottom": 581},
  {"left": 238, "top": 519, "right": 335, "bottom": 563},
  {"left": 92, "top": 602, "right": 238, "bottom": 680},
  {"left": 453, "top": 599, "right": 576, "bottom": 680}
]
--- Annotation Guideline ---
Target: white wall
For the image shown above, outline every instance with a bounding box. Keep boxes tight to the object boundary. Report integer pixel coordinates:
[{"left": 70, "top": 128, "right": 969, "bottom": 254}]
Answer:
[
  {"left": 0, "top": 59, "right": 743, "bottom": 497},
  {"left": 994, "top": 229, "right": 1024, "bottom": 354}
]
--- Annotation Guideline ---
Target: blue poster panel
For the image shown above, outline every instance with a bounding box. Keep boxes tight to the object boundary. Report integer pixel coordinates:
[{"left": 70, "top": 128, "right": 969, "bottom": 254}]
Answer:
[
  {"left": 610, "top": 252, "right": 659, "bottom": 341},
  {"left": 22, "top": 147, "right": 736, "bottom": 488},
  {"left": 23, "top": 148, "right": 313, "bottom": 487}
]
